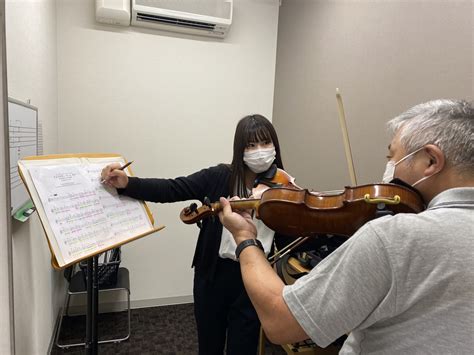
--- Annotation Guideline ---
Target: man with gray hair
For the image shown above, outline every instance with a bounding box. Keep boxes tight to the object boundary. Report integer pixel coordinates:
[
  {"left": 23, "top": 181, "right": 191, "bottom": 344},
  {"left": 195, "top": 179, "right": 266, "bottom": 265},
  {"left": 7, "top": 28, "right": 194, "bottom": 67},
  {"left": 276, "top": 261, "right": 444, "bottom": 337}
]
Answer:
[{"left": 219, "top": 99, "right": 474, "bottom": 354}]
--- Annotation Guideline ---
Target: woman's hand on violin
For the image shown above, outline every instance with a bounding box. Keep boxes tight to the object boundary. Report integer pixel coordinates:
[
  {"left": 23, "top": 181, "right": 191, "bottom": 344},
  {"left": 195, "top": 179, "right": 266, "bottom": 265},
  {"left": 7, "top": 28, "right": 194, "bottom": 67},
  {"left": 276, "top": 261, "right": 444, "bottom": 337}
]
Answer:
[
  {"left": 101, "top": 163, "right": 129, "bottom": 189},
  {"left": 218, "top": 197, "right": 257, "bottom": 245}
]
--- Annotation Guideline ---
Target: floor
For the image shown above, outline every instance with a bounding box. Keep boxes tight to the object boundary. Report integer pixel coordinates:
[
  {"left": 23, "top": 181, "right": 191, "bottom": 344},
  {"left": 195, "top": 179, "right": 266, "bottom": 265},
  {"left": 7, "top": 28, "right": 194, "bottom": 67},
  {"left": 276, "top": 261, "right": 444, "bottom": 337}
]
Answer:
[{"left": 52, "top": 303, "right": 288, "bottom": 354}]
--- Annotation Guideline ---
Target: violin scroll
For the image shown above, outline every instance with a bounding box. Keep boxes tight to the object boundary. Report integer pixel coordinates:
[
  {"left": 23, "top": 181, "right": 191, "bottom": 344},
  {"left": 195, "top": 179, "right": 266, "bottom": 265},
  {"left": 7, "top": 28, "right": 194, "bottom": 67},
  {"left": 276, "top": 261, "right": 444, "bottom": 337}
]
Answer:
[{"left": 181, "top": 201, "right": 220, "bottom": 224}]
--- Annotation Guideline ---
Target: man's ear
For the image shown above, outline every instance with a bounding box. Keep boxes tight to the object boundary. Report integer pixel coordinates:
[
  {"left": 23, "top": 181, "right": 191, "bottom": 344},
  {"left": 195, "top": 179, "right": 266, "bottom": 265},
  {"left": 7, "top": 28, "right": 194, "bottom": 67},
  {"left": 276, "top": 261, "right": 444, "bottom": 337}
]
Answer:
[{"left": 423, "top": 144, "right": 445, "bottom": 175}]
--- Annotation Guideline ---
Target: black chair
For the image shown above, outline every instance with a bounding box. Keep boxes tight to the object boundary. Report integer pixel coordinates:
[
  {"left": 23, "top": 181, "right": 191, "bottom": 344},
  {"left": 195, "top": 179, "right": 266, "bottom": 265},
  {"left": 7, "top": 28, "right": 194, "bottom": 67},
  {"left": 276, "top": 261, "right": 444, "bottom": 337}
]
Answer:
[{"left": 55, "top": 249, "right": 131, "bottom": 349}]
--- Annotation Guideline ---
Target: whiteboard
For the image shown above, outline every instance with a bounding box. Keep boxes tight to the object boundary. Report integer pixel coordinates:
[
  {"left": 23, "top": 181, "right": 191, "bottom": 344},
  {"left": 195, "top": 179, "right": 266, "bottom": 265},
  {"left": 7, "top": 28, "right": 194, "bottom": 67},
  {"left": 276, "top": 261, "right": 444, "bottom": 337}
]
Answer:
[{"left": 8, "top": 98, "right": 38, "bottom": 215}]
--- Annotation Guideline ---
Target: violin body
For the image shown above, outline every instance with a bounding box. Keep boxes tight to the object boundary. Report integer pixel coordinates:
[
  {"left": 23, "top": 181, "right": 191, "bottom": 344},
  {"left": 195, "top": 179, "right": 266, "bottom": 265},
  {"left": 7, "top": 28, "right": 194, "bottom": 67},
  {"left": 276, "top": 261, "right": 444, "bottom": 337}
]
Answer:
[
  {"left": 251, "top": 167, "right": 301, "bottom": 197},
  {"left": 258, "top": 184, "right": 424, "bottom": 237},
  {"left": 181, "top": 181, "right": 425, "bottom": 238}
]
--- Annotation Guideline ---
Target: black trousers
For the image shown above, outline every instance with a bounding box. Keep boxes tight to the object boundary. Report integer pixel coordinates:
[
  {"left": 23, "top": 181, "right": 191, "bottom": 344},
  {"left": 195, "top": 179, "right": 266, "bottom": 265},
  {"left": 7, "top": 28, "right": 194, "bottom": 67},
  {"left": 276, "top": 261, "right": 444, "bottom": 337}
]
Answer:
[{"left": 193, "top": 257, "right": 261, "bottom": 355}]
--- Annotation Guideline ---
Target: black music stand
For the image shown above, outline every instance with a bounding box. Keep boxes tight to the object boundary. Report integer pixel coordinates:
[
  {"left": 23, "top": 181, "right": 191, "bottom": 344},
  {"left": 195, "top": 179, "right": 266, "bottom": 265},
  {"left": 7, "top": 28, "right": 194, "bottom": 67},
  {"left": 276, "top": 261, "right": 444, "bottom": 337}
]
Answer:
[{"left": 85, "top": 255, "right": 99, "bottom": 354}]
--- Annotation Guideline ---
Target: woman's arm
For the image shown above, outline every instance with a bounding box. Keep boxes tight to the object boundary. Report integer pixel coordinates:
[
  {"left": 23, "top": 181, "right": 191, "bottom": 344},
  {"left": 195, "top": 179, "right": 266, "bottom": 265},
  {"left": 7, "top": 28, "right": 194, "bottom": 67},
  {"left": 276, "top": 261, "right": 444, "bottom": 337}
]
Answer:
[{"left": 103, "top": 164, "right": 229, "bottom": 203}]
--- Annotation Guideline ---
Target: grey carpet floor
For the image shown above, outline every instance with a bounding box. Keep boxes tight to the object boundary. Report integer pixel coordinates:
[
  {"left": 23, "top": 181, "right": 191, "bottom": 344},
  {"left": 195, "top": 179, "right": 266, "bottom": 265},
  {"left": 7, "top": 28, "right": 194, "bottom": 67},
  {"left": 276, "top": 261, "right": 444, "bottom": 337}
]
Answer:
[{"left": 51, "top": 303, "right": 287, "bottom": 354}]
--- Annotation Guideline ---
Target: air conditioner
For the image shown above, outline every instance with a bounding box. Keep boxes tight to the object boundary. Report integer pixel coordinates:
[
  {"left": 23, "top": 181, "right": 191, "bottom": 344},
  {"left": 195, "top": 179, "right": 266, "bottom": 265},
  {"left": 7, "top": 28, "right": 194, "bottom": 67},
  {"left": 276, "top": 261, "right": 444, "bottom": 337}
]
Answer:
[
  {"left": 131, "top": 0, "right": 233, "bottom": 38},
  {"left": 96, "top": 0, "right": 131, "bottom": 26}
]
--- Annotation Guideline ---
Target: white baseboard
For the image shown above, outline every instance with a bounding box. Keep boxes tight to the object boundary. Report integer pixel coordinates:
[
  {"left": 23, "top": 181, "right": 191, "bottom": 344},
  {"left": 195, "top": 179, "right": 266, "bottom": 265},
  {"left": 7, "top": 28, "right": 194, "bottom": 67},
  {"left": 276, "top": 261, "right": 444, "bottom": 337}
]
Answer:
[
  {"left": 131, "top": 295, "right": 194, "bottom": 309},
  {"left": 64, "top": 295, "right": 194, "bottom": 315}
]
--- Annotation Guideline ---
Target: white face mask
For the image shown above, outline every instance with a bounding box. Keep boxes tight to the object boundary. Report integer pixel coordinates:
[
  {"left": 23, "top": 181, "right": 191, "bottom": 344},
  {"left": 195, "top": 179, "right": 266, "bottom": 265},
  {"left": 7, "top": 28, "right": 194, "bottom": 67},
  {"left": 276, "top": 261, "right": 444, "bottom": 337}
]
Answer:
[
  {"left": 382, "top": 146, "right": 437, "bottom": 187},
  {"left": 243, "top": 147, "right": 276, "bottom": 173},
  {"left": 381, "top": 160, "right": 397, "bottom": 183}
]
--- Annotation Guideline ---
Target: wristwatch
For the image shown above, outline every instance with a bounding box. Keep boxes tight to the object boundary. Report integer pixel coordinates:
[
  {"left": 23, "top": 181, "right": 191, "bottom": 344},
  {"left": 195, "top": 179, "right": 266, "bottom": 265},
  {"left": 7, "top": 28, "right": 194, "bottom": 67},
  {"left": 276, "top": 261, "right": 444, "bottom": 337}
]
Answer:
[{"left": 235, "top": 239, "right": 264, "bottom": 260}]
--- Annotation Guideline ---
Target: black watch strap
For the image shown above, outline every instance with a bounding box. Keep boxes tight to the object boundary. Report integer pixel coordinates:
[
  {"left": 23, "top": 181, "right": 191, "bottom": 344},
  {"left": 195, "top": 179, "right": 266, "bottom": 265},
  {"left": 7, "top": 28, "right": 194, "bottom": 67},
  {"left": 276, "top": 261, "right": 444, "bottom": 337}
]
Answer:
[{"left": 235, "top": 239, "right": 264, "bottom": 260}]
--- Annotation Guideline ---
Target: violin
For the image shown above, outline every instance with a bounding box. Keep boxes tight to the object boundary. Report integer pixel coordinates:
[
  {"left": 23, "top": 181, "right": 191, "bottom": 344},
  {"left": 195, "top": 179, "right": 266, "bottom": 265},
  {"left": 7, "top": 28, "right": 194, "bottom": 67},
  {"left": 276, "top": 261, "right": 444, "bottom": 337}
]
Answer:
[
  {"left": 180, "top": 182, "right": 424, "bottom": 238},
  {"left": 253, "top": 183, "right": 424, "bottom": 237},
  {"left": 251, "top": 165, "right": 301, "bottom": 197}
]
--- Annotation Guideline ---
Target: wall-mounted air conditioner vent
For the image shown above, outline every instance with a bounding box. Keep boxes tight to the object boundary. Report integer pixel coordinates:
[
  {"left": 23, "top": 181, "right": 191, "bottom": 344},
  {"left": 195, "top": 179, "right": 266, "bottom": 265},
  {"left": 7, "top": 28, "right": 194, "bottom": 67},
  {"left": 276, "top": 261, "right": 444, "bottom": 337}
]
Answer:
[
  {"left": 131, "top": 0, "right": 233, "bottom": 38},
  {"left": 135, "top": 13, "right": 216, "bottom": 31}
]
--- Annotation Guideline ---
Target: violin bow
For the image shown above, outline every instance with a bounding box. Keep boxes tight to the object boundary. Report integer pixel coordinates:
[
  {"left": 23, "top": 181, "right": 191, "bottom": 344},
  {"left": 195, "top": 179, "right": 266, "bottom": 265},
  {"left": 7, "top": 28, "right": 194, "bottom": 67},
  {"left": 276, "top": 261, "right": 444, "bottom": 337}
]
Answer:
[
  {"left": 269, "top": 236, "right": 309, "bottom": 265},
  {"left": 336, "top": 88, "right": 358, "bottom": 186},
  {"left": 269, "top": 90, "right": 358, "bottom": 266}
]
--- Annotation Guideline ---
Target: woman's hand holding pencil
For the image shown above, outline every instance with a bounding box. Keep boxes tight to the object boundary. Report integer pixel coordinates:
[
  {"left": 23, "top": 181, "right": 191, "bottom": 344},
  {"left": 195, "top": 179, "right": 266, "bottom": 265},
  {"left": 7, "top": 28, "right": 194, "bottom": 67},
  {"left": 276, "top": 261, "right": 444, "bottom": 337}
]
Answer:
[{"left": 101, "top": 161, "right": 133, "bottom": 189}]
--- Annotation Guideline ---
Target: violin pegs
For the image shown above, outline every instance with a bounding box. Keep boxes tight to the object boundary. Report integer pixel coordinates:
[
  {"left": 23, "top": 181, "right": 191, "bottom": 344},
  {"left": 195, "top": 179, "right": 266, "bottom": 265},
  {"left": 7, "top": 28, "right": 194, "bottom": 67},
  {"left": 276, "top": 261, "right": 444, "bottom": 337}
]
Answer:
[{"left": 184, "top": 202, "right": 198, "bottom": 216}]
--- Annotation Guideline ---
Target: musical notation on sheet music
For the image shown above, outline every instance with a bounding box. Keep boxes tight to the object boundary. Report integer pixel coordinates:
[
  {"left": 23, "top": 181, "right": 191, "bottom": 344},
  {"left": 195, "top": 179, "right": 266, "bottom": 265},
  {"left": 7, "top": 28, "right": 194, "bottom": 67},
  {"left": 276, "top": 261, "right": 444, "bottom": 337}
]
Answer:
[{"left": 29, "top": 163, "right": 152, "bottom": 264}]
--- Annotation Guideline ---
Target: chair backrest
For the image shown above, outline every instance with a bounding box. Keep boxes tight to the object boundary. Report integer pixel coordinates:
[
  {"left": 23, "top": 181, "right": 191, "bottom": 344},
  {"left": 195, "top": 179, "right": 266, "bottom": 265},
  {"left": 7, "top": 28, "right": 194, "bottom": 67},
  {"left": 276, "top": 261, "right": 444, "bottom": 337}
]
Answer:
[
  {"left": 63, "top": 263, "right": 77, "bottom": 283},
  {"left": 78, "top": 248, "right": 122, "bottom": 288}
]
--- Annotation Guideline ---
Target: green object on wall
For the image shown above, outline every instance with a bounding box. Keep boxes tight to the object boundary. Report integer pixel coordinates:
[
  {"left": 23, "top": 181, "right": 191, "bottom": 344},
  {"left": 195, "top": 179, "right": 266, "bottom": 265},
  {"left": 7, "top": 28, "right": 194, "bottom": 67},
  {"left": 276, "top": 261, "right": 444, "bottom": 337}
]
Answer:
[{"left": 13, "top": 201, "right": 36, "bottom": 222}]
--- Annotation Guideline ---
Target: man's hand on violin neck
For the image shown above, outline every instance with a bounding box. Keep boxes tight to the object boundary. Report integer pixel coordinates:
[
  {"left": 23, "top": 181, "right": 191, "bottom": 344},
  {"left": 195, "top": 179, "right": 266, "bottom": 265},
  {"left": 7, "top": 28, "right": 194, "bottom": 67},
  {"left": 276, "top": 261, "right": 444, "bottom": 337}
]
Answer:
[{"left": 218, "top": 197, "right": 257, "bottom": 244}]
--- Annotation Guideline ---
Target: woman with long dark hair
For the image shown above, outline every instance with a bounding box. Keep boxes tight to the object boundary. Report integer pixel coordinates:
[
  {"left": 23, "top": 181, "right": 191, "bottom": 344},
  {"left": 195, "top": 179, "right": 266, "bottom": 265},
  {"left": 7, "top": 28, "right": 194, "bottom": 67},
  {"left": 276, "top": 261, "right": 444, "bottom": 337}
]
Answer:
[{"left": 102, "top": 114, "right": 286, "bottom": 354}]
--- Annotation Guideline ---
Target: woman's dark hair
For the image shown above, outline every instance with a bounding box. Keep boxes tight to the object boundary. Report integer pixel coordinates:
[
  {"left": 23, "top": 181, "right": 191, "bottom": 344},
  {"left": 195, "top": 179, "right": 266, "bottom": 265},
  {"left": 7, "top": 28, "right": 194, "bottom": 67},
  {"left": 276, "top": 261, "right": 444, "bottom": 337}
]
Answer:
[{"left": 229, "top": 114, "right": 284, "bottom": 197}]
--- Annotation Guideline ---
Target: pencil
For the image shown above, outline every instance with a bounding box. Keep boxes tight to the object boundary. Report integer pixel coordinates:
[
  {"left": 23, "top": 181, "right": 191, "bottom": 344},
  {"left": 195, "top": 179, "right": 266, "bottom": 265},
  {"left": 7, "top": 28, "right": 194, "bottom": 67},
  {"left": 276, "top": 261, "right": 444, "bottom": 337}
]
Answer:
[{"left": 101, "top": 161, "right": 133, "bottom": 184}]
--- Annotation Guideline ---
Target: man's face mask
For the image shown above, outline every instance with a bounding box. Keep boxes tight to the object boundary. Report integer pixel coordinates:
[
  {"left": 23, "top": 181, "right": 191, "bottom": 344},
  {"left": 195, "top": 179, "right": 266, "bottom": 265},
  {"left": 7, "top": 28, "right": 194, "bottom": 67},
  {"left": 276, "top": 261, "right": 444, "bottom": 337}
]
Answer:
[
  {"left": 382, "top": 146, "right": 438, "bottom": 187},
  {"left": 243, "top": 146, "right": 276, "bottom": 174}
]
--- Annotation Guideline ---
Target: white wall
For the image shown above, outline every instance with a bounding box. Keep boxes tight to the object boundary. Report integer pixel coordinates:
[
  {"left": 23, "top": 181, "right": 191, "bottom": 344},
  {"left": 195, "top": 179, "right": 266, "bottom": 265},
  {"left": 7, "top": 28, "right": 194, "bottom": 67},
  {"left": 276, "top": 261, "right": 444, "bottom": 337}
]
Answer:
[
  {"left": 2, "top": 0, "right": 279, "bottom": 352},
  {"left": 1, "top": 2, "right": 14, "bottom": 353},
  {"left": 273, "top": 0, "right": 473, "bottom": 191},
  {"left": 57, "top": 0, "right": 280, "bottom": 305},
  {"left": 5, "top": 0, "right": 60, "bottom": 353}
]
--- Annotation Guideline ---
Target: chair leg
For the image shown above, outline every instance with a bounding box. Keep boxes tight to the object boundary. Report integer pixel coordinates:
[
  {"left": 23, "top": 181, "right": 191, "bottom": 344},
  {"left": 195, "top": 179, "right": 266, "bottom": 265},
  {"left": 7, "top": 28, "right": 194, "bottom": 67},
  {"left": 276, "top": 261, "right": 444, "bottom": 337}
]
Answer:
[
  {"left": 96, "top": 287, "right": 131, "bottom": 344},
  {"left": 64, "top": 292, "right": 71, "bottom": 317},
  {"left": 126, "top": 288, "right": 131, "bottom": 340},
  {"left": 55, "top": 290, "right": 71, "bottom": 348}
]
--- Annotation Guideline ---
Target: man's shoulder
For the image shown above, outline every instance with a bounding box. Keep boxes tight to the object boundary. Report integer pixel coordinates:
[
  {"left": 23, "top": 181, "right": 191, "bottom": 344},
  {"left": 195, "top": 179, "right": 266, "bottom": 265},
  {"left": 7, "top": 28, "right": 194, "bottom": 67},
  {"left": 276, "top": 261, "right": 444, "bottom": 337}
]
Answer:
[
  {"left": 367, "top": 212, "right": 420, "bottom": 231},
  {"left": 362, "top": 207, "right": 467, "bottom": 250},
  {"left": 356, "top": 213, "right": 424, "bottom": 249}
]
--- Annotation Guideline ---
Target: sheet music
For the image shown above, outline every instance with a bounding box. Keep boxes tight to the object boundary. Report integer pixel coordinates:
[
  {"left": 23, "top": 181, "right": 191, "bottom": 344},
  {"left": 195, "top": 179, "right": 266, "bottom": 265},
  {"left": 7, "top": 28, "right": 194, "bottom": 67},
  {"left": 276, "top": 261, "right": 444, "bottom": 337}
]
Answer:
[{"left": 28, "top": 162, "right": 152, "bottom": 264}]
